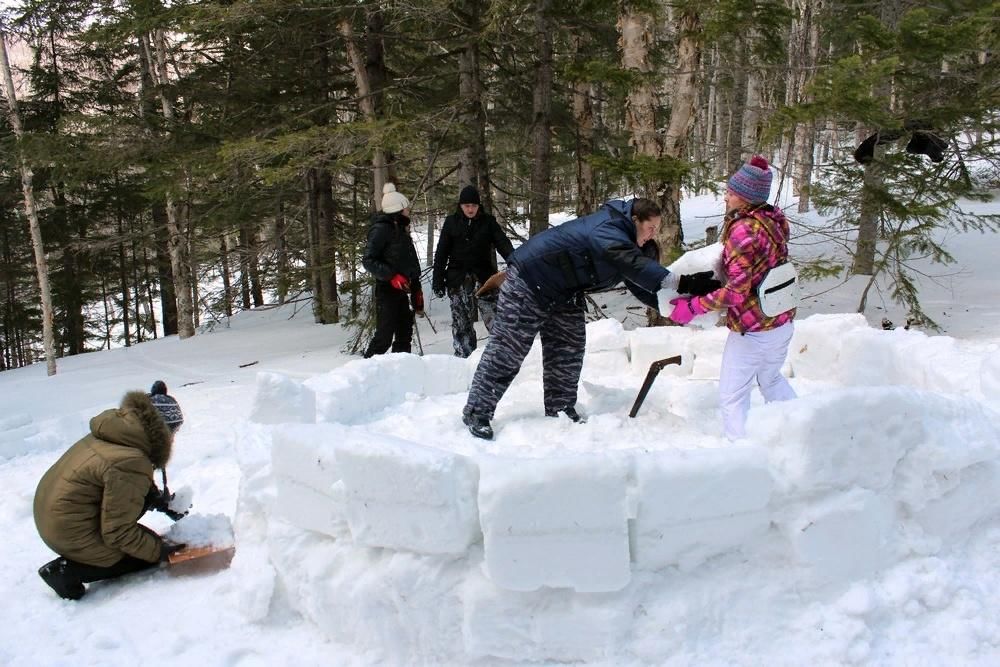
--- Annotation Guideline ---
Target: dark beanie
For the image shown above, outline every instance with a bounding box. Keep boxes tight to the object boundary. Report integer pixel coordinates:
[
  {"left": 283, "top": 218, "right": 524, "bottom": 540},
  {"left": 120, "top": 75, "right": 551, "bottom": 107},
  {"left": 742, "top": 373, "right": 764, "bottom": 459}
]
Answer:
[
  {"left": 149, "top": 380, "right": 184, "bottom": 432},
  {"left": 459, "top": 185, "right": 481, "bottom": 206}
]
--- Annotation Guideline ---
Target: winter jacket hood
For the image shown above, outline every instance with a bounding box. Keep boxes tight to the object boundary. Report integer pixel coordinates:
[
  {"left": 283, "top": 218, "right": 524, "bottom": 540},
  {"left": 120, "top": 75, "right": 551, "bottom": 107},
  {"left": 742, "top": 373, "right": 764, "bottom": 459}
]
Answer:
[
  {"left": 33, "top": 391, "right": 172, "bottom": 567},
  {"left": 91, "top": 390, "right": 174, "bottom": 468}
]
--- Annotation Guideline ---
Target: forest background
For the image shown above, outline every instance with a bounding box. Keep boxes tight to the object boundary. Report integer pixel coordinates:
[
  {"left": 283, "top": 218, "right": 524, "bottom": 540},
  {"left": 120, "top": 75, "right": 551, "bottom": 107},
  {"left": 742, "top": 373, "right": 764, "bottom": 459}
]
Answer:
[{"left": 0, "top": 0, "right": 997, "bottom": 376}]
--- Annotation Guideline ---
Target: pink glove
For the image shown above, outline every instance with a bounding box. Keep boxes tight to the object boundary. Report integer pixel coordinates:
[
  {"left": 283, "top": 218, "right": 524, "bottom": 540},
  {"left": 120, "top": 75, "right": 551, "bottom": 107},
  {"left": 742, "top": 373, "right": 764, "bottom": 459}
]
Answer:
[{"left": 668, "top": 297, "right": 707, "bottom": 325}]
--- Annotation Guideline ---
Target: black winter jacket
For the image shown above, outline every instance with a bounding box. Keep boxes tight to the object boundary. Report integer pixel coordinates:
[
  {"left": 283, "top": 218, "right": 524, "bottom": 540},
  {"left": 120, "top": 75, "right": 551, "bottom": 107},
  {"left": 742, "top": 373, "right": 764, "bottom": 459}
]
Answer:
[
  {"left": 432, "top": 209, "right": 514, "bottom": 291},
  {"left": 509, "top": 199, "right": 670, "bottom": 309},
  {"left": 362, "top": 212, "right": 422, "bottom": 291}
]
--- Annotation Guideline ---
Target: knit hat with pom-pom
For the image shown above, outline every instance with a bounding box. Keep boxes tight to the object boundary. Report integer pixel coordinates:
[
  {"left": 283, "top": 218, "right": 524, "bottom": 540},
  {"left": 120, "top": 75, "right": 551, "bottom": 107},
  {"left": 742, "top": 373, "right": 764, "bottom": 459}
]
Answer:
[
  {"left": 381, "top": 183, "right": 410, "bottom": 214},
  {"left": 727, "top": 155, "right": 773, "bottom": 205},
  {"left": 148, "top": 380, "right": 184, "bottom": 432}
]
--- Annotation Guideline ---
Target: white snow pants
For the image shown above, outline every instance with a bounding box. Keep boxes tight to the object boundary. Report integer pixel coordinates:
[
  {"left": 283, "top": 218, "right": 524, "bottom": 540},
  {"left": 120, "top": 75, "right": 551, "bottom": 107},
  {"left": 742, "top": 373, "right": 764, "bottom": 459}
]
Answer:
[{"left": 718, "top": 322, "right": 796, "bottom": 440}]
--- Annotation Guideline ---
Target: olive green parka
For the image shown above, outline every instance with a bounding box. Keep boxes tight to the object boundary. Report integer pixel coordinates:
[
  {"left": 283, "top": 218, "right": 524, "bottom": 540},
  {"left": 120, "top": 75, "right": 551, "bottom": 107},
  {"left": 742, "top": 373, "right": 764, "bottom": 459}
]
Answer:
[{"left": 33, "top": 391, "right": 173, "bottom": 566}]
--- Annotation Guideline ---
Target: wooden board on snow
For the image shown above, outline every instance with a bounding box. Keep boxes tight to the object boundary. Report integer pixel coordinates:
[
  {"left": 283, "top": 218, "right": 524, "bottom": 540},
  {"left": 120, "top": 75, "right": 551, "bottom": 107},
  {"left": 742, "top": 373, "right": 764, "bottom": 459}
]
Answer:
[{"left": 166, "top": 544, "right": 235, "bottom": 576}]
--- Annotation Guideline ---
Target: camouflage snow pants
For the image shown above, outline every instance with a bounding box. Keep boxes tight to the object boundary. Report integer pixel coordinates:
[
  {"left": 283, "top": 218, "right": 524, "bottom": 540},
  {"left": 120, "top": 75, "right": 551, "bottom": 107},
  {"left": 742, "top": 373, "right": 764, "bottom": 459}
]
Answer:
[
  {"left": 464, "top": 265, "right": 586, "bottom": 420},
  {"left": 449, "top": 276, "right": 498, "bottom": 358}
]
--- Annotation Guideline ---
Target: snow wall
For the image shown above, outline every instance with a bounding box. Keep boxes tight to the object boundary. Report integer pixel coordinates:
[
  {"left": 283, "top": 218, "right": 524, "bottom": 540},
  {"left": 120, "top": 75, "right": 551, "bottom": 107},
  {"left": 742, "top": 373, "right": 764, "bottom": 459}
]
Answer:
[{"left": 232, "top": 314, "right": 1000, "bottom": 663}]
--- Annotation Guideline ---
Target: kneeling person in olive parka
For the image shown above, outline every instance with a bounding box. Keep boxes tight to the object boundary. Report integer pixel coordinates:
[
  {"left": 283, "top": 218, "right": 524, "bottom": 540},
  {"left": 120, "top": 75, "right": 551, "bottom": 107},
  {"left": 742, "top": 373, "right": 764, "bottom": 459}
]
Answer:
[{"left": 33, "top": 382, "right": 187, "bottom": 600}]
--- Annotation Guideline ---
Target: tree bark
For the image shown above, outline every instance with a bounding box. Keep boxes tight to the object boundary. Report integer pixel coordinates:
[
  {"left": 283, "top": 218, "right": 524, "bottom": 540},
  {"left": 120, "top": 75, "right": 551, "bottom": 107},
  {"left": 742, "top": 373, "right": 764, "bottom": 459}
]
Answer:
[
  {"left": 314, "top": 168, "right": 340, "bottom": 323},
  {"left": 528, "top": 0, "right": 553, "bottom": 238},
  {"left": 220, "top": 234, "right": 233, "bottom": 317},
  {"left": 572, "top": 35, "right": 596, "bottom": 216},
  {"left": 340, "top": 15, "right": 387, "bottom": 210},
  {"left": 152, "top": 29, "right": 195, "bottom": 338},
  {"left": 0, "top": 31, "right": 57, "bottom": 375}
]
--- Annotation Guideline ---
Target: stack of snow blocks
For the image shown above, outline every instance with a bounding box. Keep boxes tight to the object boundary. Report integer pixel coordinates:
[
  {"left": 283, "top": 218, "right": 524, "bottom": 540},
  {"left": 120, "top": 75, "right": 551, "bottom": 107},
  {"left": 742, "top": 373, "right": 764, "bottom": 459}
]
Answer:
[{"left": 244, "top": 314, "right": 1000, "bottom": 662}]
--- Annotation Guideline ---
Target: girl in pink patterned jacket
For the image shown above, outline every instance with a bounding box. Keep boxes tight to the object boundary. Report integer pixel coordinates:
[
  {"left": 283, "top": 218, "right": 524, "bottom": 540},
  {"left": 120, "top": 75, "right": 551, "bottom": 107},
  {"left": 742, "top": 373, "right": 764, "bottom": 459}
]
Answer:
[{"left": 668, "top": 155, "right": 797, "bottom": 439}]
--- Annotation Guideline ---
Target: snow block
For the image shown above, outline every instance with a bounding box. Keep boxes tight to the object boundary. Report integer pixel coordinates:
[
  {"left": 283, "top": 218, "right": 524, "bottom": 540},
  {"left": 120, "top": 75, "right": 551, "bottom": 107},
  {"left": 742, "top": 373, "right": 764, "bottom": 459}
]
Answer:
[
  {"left": 478, "top": 456, "right": 630, "bottom": 592},
  {"left": 250, "top": 372, "right": 316, "bottom": 424},
  {"left": 684, "top": 327, "right": 728, "bottom": 380},
  {"left": 585, "top": 318, "right": 628, "bottom": 353},
  {"left": 266, "top": 521, "right": 468, "bottom": 664},
  {"left": 785, "top": 488, "right": 895, "bottom": 584},
  {"left": 787, "top": 313, "right": 869, "bottom": 380},
  {"left": 335, "top": 432, "right": 480, "bottom": 554},
  {"left": 582, "top": 349, "right": 630, "bottom": 380},
  {"left": 310, "top": 354, "right": 425, "bottom": 423},
  {"left": 270, "top": 423, "right": 342, "bottom": 494},
  {"left": 980, "top": 350, "right": 1000, "bottom": 406},
  {"left": 421, "top": 354, "right": 473, "bottom": 395},
  {"left": 632, "top": 510, "right": 770, "bottom": 572},
  {"left": 912, "top": 462, "right": 1000, "bottom": 540},
  {"left": 461, "top": 573, "right": 628, "bottom": 662},
  {"left": 754, "top": 387, "right": 926, "bottom": 493},
  {"left": 631, "top": 447, "right": 773, "bottom": 570},
  {"left": 270, "top": 476, "right": 349, "bottom": 537},
  {"left": 633, "top": 446, "right": 773, "bottom": 523},
  {"left": 629, "top": 326, "right": 693, "bottom": 377},
  {"left": 0, "top": 421, "right": 40, "bottom": 460}
]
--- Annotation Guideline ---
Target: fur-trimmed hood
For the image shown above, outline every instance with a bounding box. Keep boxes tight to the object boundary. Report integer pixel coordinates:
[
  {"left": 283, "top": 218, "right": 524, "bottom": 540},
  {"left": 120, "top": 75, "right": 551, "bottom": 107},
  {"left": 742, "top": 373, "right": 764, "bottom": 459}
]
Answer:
[{"left": 88, "top": 390, "right": 173, "bottom": 468}]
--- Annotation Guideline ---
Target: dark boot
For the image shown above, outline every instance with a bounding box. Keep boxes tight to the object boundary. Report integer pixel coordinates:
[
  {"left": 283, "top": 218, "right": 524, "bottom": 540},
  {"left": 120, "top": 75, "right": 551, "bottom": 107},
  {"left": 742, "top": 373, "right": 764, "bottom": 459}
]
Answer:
[
  {"left": 545, "top": 406, "right": 587, "bottom": 423},
  {"left": 463, "top": 412, "right": 494, "bottom": 440},
  {"left": 38, "top": 558, "right": 86, "bottom": 601}
]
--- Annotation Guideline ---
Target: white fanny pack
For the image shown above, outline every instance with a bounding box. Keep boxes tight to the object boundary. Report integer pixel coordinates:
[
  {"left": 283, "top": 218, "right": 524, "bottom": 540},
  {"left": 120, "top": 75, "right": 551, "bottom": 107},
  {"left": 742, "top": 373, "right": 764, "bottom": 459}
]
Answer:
[
  {"left": 756, "top": 261, "right": 799, "bottom": 317},
  {"left": 752, "top": 213, "right": 799, "bottom": 318}
]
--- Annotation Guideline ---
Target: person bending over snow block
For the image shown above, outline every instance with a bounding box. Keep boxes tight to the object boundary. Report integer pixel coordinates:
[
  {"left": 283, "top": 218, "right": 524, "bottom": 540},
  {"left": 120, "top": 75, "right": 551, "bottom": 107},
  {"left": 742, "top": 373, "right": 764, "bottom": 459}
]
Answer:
[
  {"left": 462, "top": 197, "right": 721, "bottom": 440},
  {"left": 33, "top": 381, "right": 187, "bottom": 600}
]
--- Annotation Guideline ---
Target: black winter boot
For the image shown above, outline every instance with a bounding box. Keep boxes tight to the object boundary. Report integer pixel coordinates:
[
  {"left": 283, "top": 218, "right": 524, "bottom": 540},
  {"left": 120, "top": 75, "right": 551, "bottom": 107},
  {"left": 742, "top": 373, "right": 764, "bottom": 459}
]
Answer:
[
  {"left": 38, "top": 558, "right": 86, "bottom": 600},
  {"left": 545, "top": 406, "right": 587, "bottom": 423},
  {"left": 463, "top": 412, "right": 494, "bottom": 440}
]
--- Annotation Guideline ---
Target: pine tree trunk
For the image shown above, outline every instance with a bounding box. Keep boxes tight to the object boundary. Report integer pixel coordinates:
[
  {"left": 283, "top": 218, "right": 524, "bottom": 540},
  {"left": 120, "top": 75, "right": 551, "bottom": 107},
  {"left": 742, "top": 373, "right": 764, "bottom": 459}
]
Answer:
[
  {"left": 275, "top": 199, "right": 288, "bottom": 305},
  {"left": 658, "top": 8, "right": 700, "bottom": 254},
  {"left": 315, "top": 169, "right": 340, "bottom": 323},
  {"left": 572, "top": 35, "right": 596, "bottom": 216},
  {"left": 118, "top": 218, "right": 131, "bottom": 347},
  {"left": 305, "top": 176, "right": 324, "bottom": 323},
  {"left": 129, "top": 219, "right": 144, "bottom": 343},
  {"left": 220, "top": 234, "right": 233, "bottom": 317},
  {"left": 150, "top": 204, "right": 177, "bottom": 335},
  {"left": 528, "top": 0, "right": 553, "bottom": 237},
  {"left": 239, "top": 227, "right": 252, "bottom": 310},
  {"left": 152, "top": 29, "right": 195, "bottom": 338},
  {"left": 0, "top": 32, "right": 57, "bottom": 375},
  {"left": 741, "top": 67, "right": 761, "bottom": 154},
  {"left": 340, "top": 16, "right": 386, "bottom": 209},
  {"left": 853, "top": 144, "right": 885, "bottom": 275}
]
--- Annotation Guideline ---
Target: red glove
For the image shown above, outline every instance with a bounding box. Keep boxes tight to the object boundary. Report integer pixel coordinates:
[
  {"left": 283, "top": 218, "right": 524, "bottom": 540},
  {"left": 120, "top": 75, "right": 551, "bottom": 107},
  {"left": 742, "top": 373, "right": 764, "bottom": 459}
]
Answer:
[
  {"left": 390, "top": 273, "right": 409, "bottom": 291},
  {"left": 668, "top": 297, "right": 708, "bottom": 325},
  {"left": 412, "top": 291, "right": 424, "bottom": 312}
]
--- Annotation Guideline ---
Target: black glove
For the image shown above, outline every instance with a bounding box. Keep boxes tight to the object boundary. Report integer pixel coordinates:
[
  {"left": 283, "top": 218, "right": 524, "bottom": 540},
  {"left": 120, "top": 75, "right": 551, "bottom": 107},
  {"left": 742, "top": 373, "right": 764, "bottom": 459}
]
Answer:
[
  {"left": 159, "top": 540, "right": 187, "bottom": 563},
  {"left": 433, "top": 286, "right": 445, "bottom": 299},
  {"left": 143, "top": 484, "right": 188, "bottom": 521},
  {"left": 677, "top": 271, "right": 722, "bottom": 296}
]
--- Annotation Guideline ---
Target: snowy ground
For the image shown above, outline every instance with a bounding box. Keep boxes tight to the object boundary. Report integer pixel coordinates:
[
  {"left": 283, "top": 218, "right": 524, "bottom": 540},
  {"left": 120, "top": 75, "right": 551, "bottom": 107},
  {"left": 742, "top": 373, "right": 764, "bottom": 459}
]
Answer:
[{"left": 1, "top": 189, "right": 999, "bottom": 666}]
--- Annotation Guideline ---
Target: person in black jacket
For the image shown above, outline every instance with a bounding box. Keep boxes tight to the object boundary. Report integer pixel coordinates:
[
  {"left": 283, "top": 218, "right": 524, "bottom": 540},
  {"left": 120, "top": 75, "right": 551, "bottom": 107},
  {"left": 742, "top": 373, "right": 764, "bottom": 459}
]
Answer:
[
  {"left": 362, "top": 183, "right": 425, "bottom": 358},
  {"left": 432, "top": 185, "right": 515, "bottom": 357},
  {"left": 461, "top": 197, "right": 721, "bottom": 440}
]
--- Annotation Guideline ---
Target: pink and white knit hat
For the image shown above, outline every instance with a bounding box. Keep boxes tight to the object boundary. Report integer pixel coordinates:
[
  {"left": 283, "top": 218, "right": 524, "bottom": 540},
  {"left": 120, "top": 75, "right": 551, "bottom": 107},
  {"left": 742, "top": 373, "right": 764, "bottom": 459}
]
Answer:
[{"left": 727, "top": 155, "right": 773, "bottom": 205}]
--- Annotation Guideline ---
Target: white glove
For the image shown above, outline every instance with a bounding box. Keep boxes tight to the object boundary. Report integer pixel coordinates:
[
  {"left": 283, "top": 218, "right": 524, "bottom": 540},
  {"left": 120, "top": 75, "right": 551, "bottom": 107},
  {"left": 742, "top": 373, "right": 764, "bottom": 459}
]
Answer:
[
  {"left": 656, "top": 273, "right": 678, "bottom": 317},
  {"left": 656, "top": 288, "right": 673, "bottom": 318}
]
